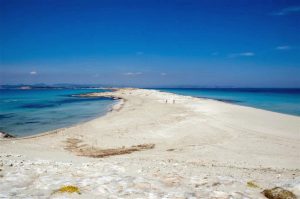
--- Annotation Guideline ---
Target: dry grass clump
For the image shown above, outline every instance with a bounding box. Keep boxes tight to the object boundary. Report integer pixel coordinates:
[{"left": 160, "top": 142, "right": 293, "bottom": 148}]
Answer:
[
  {"left": 262, "top": 187, "right": 296, "bottom": 199},
  {"left": 53, "top": 185, "right": 81, "bottom": 194},
  {"left": 166, "top": 148, "right": 175, "bottom": 151},
  {"left": 247, "top": 181, "right": 260, "bottom": 188},
  {"left": 64, "top": 138, "right": 155, "bottom": 158}
]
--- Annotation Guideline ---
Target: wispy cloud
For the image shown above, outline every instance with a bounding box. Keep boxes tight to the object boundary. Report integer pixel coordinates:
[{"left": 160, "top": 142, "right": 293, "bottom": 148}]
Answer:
[
  {"left": 160, "top": 72, "right": 167, "bottom": 76},
  {"left": 123, "top": 72, "right": 143, "bottom": 76},
  {"left": 29, "top": 71, "right": 37, "bottom": 75},
  {"left": 275, "top": 45, "right": 291, "bottom": 50},
  {"left": 211, "top": 52, "right": 219, "bottom": 56},
  {"left": 228, "top": 52, "right": 255, "bottom": 58},
  {"left": 271, "top": 6, "right": 300, "bottom": 16}
]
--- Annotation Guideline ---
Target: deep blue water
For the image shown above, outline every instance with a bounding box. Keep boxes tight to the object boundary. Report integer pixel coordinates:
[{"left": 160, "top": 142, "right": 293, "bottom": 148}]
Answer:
[
  {"left": 0, "top": 89, "right": 116, "bottom": 137},
  {"left": 157, "top": 88, "right": 300, "bottom": 116}
]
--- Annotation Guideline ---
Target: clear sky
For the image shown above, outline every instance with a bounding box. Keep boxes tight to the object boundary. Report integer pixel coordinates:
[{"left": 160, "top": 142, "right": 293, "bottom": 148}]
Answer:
[{"left": 1, "top": 0, "right": 300, "bottom": 87}]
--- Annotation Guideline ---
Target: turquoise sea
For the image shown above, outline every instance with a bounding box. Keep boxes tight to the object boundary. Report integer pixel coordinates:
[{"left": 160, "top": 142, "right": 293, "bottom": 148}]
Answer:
[
  {"left": 0, "top": 89, "right": 116, "bottom": 137},
  {"left": 1, "top": 88, "right": 300, "bottom": 137},
  {"left": 158, "top": 88, "right": 300, "bottom": 117}
]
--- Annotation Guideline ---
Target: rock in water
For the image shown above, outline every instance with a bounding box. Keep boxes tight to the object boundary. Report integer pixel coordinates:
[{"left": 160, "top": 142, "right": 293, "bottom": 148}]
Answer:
[
  {"left": 0, "top": 131, "right": 15, "bottom": 139},
  {"left": 262, "top": 187, "right": 297, "bottom": 199}
]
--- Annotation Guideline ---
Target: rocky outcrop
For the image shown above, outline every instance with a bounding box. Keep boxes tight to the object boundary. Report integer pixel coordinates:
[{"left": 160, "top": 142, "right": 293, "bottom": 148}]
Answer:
[{"left": 263, "top": 187, "right": 297, "bottom": 199}]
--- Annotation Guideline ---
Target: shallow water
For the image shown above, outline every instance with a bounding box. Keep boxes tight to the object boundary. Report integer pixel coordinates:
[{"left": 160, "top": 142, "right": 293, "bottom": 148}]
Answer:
[
  {"left": 157, "top": 88, "right": 300, "bottom": 116},
  {"left": 0, "top": 89, "right": 116, "bottom": 137}
]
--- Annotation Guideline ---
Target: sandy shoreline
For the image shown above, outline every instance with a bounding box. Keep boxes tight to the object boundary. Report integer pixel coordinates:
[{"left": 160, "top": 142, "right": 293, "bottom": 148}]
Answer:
[{"left": 1, "top": 88, "right": 300, "bottom": 198}]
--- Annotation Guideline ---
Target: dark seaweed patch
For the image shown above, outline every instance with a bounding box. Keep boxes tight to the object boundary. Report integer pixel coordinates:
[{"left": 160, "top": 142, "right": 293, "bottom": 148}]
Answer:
[
  {"left": 60, "top": 96, "right": 112, "bottom": 104},
  {"left": 0, "top": 113, "right": 15, "bottom": 119},
  {"left": 25, "top": 121, "right": 40, "bottom": 124},
  {"left": 20, "top": 96, "right": 113, "bottom": 109},
  {"left": 21, "top": 103, "right": 56, "bottom": 108},
  {"left": 215, "top": 99, "right": 242, "bottom": 103},
  {"left": 196, "top": 97, "right": 242, "bottom": 103}
]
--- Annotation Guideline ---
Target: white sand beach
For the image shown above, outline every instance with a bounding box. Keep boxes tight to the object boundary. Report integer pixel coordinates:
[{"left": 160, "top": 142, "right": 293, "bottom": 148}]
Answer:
[{"left": 0, "top": 88, "right": 299, "bottom": 198}]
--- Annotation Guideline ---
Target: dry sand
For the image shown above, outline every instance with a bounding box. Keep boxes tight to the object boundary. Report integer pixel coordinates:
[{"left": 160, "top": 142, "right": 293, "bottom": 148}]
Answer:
[{"left": 0, "top": 88, "right": 299, "bottom": 198}]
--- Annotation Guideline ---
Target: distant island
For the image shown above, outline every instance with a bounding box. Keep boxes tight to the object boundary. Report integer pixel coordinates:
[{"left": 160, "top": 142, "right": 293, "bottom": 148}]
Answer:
[{"left": 0, "top": 84, "right": 113, "bottom": 90}]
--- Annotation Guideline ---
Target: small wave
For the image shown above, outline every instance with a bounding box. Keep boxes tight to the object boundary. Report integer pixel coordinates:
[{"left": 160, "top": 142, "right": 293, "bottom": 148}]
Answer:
[{"left": 2, "top": 99, "right": 19, "bottom": 103}]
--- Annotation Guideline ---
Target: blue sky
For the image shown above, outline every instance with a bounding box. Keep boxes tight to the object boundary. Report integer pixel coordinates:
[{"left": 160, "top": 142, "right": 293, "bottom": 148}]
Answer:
[{"left": 0, "top": 0, "right": 300, "bottom": 87}]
